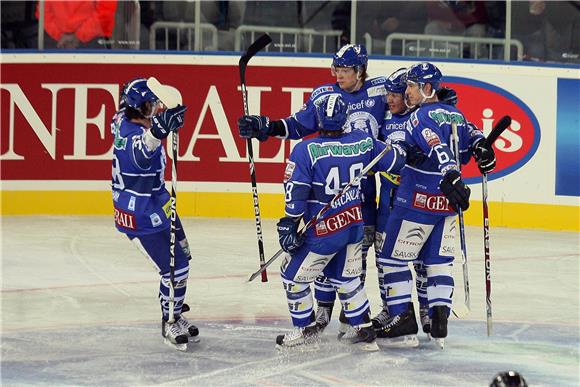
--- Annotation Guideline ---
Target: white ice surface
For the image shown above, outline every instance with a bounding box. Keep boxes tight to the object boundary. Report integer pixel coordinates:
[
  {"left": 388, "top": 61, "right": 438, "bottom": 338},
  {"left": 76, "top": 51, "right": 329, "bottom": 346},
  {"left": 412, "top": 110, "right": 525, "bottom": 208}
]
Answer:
[{"left": 1, "top": 216, "right": 578, "bottom": 386}]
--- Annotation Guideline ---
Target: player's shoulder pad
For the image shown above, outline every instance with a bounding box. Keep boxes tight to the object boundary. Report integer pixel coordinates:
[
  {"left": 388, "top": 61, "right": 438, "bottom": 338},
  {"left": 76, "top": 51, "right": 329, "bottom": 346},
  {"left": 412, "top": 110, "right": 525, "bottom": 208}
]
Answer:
[{"left": 309, "top": 84, "right": 337, "bottom": 101}]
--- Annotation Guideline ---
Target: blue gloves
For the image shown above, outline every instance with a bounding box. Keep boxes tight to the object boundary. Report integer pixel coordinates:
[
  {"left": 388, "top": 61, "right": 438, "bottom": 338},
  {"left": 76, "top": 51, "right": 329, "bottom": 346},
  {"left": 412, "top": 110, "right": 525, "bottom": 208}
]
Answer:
[
  {"left": 277, "top": 216, "right": 303, "bottom": 253},
  {"left": 150, "top": 105, "right": 187, "bottom": 140},
  {"left": 473, "top": 140, "right": 496, "bottom": 174},
  {"left": 237, "top": 115, "right": 271, "bottom": 142},
  {"left": 440, "top": 170, "right": 471, "bottom": 212}
]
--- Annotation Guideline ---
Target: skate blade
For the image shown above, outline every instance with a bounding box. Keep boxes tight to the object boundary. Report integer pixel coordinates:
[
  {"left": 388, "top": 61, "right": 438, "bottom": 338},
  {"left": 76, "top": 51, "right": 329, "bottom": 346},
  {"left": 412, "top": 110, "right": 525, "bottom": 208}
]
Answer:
[
  {"left": 355, "top": 341, "right": 380, "bottom": 352},
  {"left": 164, "top": 338, "right": 188, "bottom": 352},
  {"left": 433, "top": 338, "right": 445, "bottom": 349},
  {"left": 189, "top": 335, "right": 201, "bottom": 343},
  {"left": 376, "top": 334, "right": 419, "bottom": 348}
]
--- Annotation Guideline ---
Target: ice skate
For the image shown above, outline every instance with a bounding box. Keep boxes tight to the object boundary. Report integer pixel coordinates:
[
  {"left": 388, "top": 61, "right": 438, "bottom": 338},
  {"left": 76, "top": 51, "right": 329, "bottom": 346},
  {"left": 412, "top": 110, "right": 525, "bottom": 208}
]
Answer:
[
  {"left": 336, "top": 309, "right": 350, "bottom": 339},
  {"left": 339, "top": 323, "right": 379, "bottom": 352},
  {"left": 162, "top": 319, "right": 188, "bottom": 351},
  {"left": 419, "top": 305, "right": 431, "bottom": 335},
  {"left": 313, "top": 302, "right": 334, "bottom": 334},
  {"left": 276, "top": 325, "right": 319, "bottom": 350},
  {"left": 375, "top": 304, "right": 419, "bottom": 348},
  {"left": 176, "top": 315, "right": 200, "bottom": 343},
  {"left": 371, "top": 306, "right": 390, "bottom": 330},
  {"left": 430, "top": 305, "right": 448, "bottom": 349}
]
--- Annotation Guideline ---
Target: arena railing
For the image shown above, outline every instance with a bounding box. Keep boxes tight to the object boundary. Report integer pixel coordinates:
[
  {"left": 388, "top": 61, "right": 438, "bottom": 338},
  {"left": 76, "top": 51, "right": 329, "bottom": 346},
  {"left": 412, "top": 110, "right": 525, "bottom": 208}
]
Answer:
[
  {"left": 149, "top": 21, "right": 218, "bottom": 51},
  {"left": 385, "top": 33, "right": 524, "bottom": 61},
  {"left": 234, "top": 25, "right": 342, "bottom": 53}
]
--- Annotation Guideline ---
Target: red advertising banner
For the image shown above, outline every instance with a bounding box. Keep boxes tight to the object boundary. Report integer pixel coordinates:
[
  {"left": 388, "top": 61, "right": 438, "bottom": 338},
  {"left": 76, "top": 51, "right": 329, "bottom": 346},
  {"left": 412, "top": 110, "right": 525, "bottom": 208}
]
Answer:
[
  {"left": 1, "top": 59, "right": 539, "bottom": 185},
  {"left": 1, "top": 62, "right": 331, "bottom": 183}
]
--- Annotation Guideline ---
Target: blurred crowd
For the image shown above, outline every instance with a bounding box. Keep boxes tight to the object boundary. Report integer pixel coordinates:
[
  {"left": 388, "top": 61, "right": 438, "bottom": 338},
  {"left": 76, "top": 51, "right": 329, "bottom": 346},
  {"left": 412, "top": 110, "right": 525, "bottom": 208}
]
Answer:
[{"left": 1, "top": 1, "right": 579, "bottom": 63}]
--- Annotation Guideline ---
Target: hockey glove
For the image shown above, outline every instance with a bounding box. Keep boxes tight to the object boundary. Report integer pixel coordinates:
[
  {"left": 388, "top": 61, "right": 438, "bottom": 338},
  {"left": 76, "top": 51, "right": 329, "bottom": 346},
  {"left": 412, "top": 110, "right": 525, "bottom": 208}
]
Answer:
[
  {"left": 473, "top": 140, "right": 496, "bottom": 174},
  {"left": 150, "top": 105, "right": 187, "bottom": 140},
  {"left": 237, "top": 115, "right": 271, "bottom": 142},
  {"left": 277, "top": 216, "right": 303, "bottom": 254},
  {"left": 440, "top": 170, "right": 471, "bottom": 212},
  {"left": 436, "top": 87, "right": 458, "bottom": 107}
]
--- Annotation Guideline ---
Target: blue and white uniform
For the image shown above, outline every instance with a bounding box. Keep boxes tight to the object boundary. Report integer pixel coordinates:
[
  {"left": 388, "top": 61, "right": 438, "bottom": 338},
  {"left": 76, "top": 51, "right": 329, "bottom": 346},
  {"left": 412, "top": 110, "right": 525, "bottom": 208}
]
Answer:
[
  {"left": 280, "top": 78, "right": 388, "bottom": 304},
  {"left": 280, "top": 130, "right": 404, "bottom": 327},
  {"left": 378, "top": 102, "right": 480, "bottom": 317},
  {"left": 111, "top": 109, "right": 190, "bottom": 321}
]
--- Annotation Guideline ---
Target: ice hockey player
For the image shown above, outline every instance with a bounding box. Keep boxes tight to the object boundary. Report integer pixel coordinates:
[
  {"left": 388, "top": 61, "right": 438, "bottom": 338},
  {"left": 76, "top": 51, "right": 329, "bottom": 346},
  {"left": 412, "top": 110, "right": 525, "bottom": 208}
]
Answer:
[
  {"left": 111, "top": 78, "right": 198, "bottom": 350},
  {"left": 238, "top": 44, "right": 389, "bottom": 334},
  {"left": 274, "top": 93, "right": 406, "bottom": 351},
  {"left": 372, "top": 67, "right": 425, "bottom": 345},
  {"left": 375, "top": 62, "right": 478, "bottom": 349},
  {"left": 372, "top": 78, "right": 498, "bottom": 346}
]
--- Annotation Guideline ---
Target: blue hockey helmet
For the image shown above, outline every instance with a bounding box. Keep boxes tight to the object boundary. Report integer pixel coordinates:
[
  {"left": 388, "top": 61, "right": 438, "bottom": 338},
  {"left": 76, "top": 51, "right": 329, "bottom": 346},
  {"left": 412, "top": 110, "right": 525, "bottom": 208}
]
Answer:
[
  {"left": 315, "top": 94, "right": 349, "bottom": 131},
  {"left": 404, "top": 62, "right": 443, "bottom": 90},
  {"left": 437, "top": 86, "right": 458, "bottom": 106},
  {"left": 333, "top": 44, "right": 368, "bottom": 71},
  {"left": 489, "top": 371, "right": 528, "bottom": 387},
  {"left": 120, "top": 78, "right": 160, "bottom": 116},
  {"left": 385, "top": 67, "right": 408, "bottom": 94}
]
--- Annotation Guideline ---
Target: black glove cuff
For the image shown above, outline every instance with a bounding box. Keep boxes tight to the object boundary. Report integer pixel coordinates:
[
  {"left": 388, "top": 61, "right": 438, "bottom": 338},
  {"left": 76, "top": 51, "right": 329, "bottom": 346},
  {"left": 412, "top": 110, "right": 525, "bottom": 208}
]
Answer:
[{"left": 269, "top": 120, "right": 286, "bottom": 137}]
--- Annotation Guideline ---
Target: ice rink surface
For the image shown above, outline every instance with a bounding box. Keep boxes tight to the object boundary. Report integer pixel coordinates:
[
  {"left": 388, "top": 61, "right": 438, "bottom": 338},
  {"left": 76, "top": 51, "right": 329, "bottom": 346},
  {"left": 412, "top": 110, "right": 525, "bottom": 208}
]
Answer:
[{"left": 1, "top": 216, "right": 578, "bottom": 386}]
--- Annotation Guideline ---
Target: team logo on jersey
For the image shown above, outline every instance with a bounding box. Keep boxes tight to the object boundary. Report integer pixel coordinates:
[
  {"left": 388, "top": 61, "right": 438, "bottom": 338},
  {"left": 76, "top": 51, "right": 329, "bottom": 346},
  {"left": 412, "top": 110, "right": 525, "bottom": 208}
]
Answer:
[
  {"left": 345, "top": 111, "right": 380, "bottom": 138},
  {"left": 283, "top": 161, "right": 296, "bottom": 183},
  {"left": 421, "top": 128, "right": 441, "bottom": 147}
]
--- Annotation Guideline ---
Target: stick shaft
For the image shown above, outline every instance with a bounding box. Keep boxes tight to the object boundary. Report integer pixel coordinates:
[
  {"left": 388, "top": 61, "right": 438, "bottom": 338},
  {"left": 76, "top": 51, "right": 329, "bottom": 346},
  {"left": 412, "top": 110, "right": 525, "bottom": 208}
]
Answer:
[
  {"left": 482, "top": 173, "right": 492, "bottom": 336},
  {"left": 168, "top": 132, "right": 178, "bottom": 323},
  {"left": 239, "top": 36, "right": 271, "bottom": 282},
  {"left": 451, "top": 122, "right": 470, "bottom": 311}
]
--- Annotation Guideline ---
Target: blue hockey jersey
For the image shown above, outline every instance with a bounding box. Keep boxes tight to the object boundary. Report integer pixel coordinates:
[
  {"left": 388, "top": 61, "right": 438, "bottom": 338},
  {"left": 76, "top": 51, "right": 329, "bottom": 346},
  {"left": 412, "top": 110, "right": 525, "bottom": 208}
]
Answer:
[
  {"left": 111, "top": 110, "right": 171, "bottom": 235},
  {"left": 283, "top": 130, "right": 404, "bottom": 255},
  {"left": 282, "top": 77, "right": 389, "bottom": 140},
  {"left": 393, "top": 102, "right": 482, "bottom": 216}
]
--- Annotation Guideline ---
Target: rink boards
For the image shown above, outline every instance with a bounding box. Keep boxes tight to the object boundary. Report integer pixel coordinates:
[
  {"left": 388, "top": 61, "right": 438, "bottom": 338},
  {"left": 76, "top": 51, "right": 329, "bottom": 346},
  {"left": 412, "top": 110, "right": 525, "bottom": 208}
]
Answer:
[{"left": 0, "top": 53, "right": 578, "bottom": 230}]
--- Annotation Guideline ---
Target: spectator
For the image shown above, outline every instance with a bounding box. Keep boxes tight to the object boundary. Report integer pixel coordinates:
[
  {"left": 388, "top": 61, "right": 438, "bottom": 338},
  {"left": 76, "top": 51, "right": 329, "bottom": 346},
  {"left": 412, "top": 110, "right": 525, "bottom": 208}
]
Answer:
[
  {"left": 1, "top": 1, "right": 38, "bottom": 49},
  {"left": 512, "top": 1, "right": 579, "bottom": 63},
  {"left": 424, "top": 1, "right": 489, "bottom": 58},
  {"left": 36, "top": 0, "right": 117, "bottom": 49}
]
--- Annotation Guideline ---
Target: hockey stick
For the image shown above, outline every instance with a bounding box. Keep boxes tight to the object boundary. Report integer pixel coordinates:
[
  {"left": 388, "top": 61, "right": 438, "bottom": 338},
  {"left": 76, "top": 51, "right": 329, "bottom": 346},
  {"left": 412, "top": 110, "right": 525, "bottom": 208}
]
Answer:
[
  {"left": 451, "top": 122, "right": 470, "bottom": 316},
  {"left": 239, "top": 34, "right": 272, "bottom": 283},
  {"left": 248, "top": 143, "right": 396, "bottom": 282},
  {"left": 147, "top": 77, "right": 183, "bottom": 323},
  {"left": 481, "top": 115, "right": 512, "bottom": 336}
]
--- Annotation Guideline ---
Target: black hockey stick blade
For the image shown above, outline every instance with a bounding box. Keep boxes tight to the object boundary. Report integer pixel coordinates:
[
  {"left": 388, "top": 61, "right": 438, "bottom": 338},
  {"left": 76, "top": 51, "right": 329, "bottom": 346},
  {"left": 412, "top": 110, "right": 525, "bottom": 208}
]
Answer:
[
  {"left": 240, "top": 34, "right": 272, "bottom": 65},
  {"left": 239, "top": 34, "right": 272, "bottom": 82},
  {"left": 484, "top": 115, "right": 511, "bottom": 147}
]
